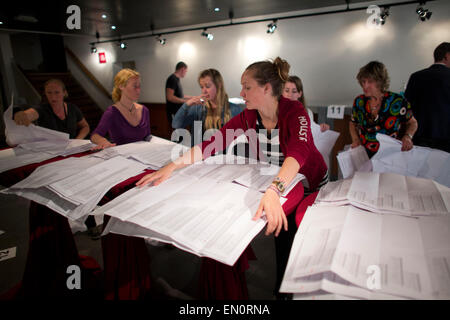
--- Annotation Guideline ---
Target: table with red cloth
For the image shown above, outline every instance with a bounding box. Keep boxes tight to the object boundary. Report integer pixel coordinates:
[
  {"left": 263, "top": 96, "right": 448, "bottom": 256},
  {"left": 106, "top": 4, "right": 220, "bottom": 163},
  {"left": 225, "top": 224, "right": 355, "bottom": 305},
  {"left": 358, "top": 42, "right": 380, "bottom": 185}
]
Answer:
[
  {"left": 0, "top": 149, "right": 306, "bottom": 300},
  {"left": 100, "top": 176, "right": 305, "bottom": 300},
  {"left": 0, "top": 151, "right": 103, "bottom": 299}
]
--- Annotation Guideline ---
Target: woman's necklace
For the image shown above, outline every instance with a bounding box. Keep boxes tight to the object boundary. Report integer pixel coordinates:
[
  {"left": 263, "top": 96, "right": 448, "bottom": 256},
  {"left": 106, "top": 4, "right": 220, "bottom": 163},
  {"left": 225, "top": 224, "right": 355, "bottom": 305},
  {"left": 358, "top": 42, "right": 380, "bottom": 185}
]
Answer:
[
  {"left": 119, "top": 101, "right": 135, "bottom": 113},
  {"left": 369, "top": 96, "right": 382, "bottom": 121}
]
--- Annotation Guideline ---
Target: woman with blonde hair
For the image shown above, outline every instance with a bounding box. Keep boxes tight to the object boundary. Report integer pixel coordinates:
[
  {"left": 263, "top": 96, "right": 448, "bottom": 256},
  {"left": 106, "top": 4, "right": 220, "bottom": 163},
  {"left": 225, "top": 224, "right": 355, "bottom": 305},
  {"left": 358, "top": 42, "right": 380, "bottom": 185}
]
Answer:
[
  {"left": 172, "top": 68, "right": 242, "bottom": 145},
  {"left": 13, "top": 78, "right": 90, "bottom": 139},
  {"left": 91, "top": 68, "right": 151, "bottom": 148}
]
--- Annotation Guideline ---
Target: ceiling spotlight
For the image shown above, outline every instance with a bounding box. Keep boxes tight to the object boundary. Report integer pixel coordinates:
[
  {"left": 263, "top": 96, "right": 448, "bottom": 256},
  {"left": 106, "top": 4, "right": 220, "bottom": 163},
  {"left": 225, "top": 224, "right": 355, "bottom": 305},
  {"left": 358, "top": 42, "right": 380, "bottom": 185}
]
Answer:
[
  {"left": 101, "top": 14, "right": 107, "bottom": 19},
  {"left": 376, "top": 7, "right": 389, "bottom": 25},
  {"left": 416, "top": 4, "right": 432, "bottom": 21},
  {"left": 90, "top": 45, "right": 97, "bottom": 53},
  {"left": 201, "top": 29, "right": 214, "bottom": 40},
  {"left": 156, "top": 35, "right": 166, "bottom": 45},
  {"left": 267, "top": 20, "right": 277, "bottom": 34},
  {"left": 111, "top": 25, "right": 116, "bottom": 30},
  {"left": 119, "top": 41, "right": 127, "bottom": 49},
  {"left": 214, "top": 8, "right": 220, "bottom": 12}
]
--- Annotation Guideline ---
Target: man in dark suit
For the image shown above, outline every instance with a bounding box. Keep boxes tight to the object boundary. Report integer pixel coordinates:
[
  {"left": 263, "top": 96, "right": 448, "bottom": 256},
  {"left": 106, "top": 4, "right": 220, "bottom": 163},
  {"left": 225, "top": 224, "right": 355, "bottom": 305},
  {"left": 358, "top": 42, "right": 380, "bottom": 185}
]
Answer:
[{"left": 405, "top": 42, "right": 450, "bottom": 153}]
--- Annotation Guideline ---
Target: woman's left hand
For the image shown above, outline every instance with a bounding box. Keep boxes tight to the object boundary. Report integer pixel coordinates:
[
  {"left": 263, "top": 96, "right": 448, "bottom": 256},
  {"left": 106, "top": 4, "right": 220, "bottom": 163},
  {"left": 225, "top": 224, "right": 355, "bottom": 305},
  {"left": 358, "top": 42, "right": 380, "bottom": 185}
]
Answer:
[
  {"left": 253, "top": 189, "right": 288, "bottom": 237},
  {"left": 319, "top": 123, "right": 330, "bottom": 132},
  {"left": 401, "top": 135, "right": 413, "bottom": 151}
]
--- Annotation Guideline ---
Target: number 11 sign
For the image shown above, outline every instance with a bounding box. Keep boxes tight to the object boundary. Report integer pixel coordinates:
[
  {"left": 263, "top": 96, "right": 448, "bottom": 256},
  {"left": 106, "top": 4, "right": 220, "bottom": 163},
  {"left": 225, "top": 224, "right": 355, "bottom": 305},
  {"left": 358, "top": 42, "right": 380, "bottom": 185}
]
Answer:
[{"left": 327, "top": 105, "right": 346, "bottom": 119}]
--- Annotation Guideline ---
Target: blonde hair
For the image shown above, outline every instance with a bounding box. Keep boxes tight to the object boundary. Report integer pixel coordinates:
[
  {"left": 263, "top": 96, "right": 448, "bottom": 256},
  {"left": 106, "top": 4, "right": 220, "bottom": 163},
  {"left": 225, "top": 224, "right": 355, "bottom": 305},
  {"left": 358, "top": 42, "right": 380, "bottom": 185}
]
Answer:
[
  {"left": 44, "top": 78, "right": 68, "bottom": 99},
  {"left": 198, "top": 69, "right": 231, "bottom": 130},
  {"left": 245, "top": 57, "right": 290, "bottom": 98},
  {"left": 112, "top": 68, "right": 140, "bottom": 102}
]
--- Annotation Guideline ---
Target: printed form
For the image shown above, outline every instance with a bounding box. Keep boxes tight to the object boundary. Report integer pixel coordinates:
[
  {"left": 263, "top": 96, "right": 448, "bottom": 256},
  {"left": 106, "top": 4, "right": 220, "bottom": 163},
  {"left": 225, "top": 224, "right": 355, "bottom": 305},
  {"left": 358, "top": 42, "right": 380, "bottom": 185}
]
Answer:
[
  {"left": 96, "top": 163, "right": 288, "bottom": 266},
  {"left": 372, "top": 134, "right": 450, "bottom": 188},
  {"left": 280, "top": 205, "right": 450, "bottom": 299}
]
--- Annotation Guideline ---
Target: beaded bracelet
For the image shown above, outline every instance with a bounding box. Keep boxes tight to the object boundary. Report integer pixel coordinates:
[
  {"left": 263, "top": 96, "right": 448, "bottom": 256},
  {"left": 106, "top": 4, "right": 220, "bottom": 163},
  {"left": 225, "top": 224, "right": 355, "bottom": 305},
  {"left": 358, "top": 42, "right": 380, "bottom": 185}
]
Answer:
[{"left": 267, "top": 185, "right": 281, "bottom": 198}]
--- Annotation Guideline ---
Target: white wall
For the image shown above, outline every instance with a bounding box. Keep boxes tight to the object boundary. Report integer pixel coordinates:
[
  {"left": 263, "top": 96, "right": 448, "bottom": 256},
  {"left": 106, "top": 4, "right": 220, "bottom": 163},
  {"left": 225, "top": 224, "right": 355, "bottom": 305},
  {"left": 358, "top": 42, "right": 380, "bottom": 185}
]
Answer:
[{"left": 64, "top": 0, "right": 450, "bottom": 106}]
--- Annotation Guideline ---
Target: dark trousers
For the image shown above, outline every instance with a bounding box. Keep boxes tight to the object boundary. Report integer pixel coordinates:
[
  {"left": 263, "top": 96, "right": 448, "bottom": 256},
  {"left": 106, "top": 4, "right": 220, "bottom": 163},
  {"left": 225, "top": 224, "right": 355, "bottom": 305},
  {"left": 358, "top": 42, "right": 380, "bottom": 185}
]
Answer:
[
  {"left": 85, "top": 215, "right": 97, "bottom": 229},
  {"left": 273, "top": 212, "right": 297, "bottom": 297}
]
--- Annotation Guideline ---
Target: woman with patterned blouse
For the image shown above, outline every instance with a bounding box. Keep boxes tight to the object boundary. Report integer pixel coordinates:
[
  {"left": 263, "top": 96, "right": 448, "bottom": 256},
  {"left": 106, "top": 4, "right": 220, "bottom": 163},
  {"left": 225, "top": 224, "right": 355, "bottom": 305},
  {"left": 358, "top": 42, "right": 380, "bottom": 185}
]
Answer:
[{"left": 349, "top": 61, "right": 418, "bottom": 158}]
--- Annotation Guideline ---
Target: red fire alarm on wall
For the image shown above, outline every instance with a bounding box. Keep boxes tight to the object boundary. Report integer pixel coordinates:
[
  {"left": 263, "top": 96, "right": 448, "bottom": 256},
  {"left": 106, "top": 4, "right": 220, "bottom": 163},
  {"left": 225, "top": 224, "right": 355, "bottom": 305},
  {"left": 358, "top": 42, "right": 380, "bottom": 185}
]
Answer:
[{"left": 98, "top": 52, "right": 106, "bottom": 63}]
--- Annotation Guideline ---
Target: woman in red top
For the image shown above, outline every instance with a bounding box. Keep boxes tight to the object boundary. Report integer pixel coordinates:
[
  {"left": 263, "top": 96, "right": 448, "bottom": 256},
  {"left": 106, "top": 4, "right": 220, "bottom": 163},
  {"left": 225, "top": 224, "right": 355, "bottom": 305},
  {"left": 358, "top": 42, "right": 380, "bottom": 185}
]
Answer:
[
  {"left": 137, "top": 57, "right": 327, "bottom": 236},
  {"left": 138, "top": 57, "right": 328, "bottom": 298}
]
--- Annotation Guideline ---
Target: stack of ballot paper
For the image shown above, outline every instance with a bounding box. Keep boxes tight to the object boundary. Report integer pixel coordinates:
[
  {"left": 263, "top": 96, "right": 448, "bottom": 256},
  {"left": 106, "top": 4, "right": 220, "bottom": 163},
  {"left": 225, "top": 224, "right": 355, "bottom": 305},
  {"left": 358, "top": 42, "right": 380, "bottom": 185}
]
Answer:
[
  {"left": 280, "top": 205, "right": 450, "bottom": 300},
  {"left": 336, "top": 145, "right": 371, "bottom": 179},
  {"left": 337, "top": 133, "right": 450, "bottom": 187},
  {"left": 2, "top": 156, "right": 148, "bottom": 222},
  {"left": 1, "top": 99, "right": 95, "bottom": 172},
  {"left": 280, "top": 171, "right": 450, "bottom": 299},
  {"left": 314, "top": 172, "right": 450, "bottom": 216},
  {"left": 92, "top": 161, "right": 299, "bottom": 266},
  {"left": 89, "top": 136, "right": 189, "bottom": 170},
  {"left": 310, "top": 119, "right": 340, "bottom": 169},
  {"left": 371, "top": 134, "right": 450, "bottom": 188}
]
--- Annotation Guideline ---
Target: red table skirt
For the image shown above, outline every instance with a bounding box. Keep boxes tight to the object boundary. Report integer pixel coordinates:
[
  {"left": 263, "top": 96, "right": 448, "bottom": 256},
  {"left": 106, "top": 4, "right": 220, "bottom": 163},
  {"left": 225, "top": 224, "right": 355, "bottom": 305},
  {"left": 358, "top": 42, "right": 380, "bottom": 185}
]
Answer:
[
  {"left": 101, "top": 232, "right": 152, "bottom": 300},
  {"left": 99, "top": 174, "right": 304, "bottom": 300},
  {"left": 199, "top": 246, "right": 256, "bottom": 300},
  {"left": 101, "top": 215, "right": 256, "bottom": 300},
  {"left": 4, "top": 202, "right": 103, "bottom": 299}
]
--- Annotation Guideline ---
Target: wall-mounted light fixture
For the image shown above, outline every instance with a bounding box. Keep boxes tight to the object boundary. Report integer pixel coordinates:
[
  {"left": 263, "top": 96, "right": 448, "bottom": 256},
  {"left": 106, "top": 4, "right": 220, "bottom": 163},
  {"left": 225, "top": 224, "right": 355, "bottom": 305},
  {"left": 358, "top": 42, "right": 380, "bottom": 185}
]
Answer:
[
  {"left": 267, "top": 20, "right": 277, "bottom": 33},
  {"left": 416, "top": 3, "right": 432, "bottom": 21},
  {"left": 156, "top": 35, "right": 166, "bottom": 45},
  {"left": 201, "top": 29, "right": 214, "bottom": 40}
]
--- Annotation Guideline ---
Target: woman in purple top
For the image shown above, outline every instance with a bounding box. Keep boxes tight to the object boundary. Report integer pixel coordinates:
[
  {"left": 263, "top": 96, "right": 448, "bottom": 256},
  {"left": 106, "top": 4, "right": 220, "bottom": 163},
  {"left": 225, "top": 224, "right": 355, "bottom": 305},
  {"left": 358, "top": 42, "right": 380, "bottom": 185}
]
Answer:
[{"left": 91, "top": 68, "right": 151, "bottom": 148}]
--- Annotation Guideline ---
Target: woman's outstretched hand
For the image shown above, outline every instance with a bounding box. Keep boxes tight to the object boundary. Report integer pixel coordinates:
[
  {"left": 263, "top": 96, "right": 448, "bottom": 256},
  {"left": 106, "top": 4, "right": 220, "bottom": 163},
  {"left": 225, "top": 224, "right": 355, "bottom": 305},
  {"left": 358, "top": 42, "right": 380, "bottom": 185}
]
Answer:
[
  {"left": 253, "top": 189, "right": 288, "bottom": 237},
  {"left": 136, "top": 163, "right": 176, "bottom": 188}
]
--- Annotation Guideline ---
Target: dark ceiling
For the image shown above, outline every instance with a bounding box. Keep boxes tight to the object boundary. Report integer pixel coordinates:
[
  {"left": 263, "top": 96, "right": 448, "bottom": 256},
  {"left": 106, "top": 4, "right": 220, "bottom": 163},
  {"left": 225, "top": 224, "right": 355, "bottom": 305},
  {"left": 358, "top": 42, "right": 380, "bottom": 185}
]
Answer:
[{"left": 0, "top": 0, "right": 415, "bottom": 39}]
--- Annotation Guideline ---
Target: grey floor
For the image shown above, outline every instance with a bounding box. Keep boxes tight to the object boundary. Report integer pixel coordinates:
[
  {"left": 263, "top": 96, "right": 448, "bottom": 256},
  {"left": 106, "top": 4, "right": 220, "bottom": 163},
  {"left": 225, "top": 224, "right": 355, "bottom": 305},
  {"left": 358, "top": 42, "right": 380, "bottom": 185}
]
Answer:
[{"left": 0, "top": 190, "right": 278, "bottom": 300}]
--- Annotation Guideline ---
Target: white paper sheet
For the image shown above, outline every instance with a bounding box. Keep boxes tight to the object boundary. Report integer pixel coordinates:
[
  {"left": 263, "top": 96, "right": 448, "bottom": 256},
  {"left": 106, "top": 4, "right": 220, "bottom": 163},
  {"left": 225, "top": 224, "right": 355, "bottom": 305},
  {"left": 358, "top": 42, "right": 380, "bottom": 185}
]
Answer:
[
  {"left": 371, "top": 134, "right": 450, "bottom": 188},
  {"left": 281, "top": 205, "right": 450, "bottom": 300},
  {"left": 9, "top": 157, "right": 104, "bottom": 189},
  {"left": 0, "top": 148, "right": 58, "bottom": 174},
  {"left": 337, "top": 145, "right": 371, "bottom": 179},
  {"left": 310, "top": 120, "right": 340, "bottom": 169},
  {"left": 96, "top": 163, "right": 288, "bottom": 266},
  {"left": 47, "top": 156, "right": 147, "bottom": 205},
  {"left": 4, "top": 98, "right": 69, "bottom": 146},
  {"left": 316, "top": 172, "right": 450, "bottom": 216}
]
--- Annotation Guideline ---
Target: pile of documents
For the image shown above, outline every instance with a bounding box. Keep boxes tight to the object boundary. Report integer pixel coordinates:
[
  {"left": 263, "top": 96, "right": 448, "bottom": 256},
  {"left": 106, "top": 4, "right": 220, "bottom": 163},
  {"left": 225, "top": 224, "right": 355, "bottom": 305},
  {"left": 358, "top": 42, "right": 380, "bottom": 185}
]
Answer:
[
  {"left": 371, "top": 134, "right": 450, "bottom": 188},
  {"left": 315, "top": 172, "right": 450, "bottom": 216},
  {"left": 309, "top": 118, "right": 340, "bottom": 169},
  {"left": 337, "top": 133, "right": 450, "bottom": 188},
  {"left": 2, "top": 156, "right": 148, "bottom": 222},
  {"left": 280, "top": 172, "right": 450, "bottom": 299},
  {"left": 1, "top": 101, "right": 95, "bottom": 173},
  {"left": 1, "top": 138, "right": 190, "bottom": 224},
  {"left": 92, "top": 159, "right": 304, "bottom": 266}
]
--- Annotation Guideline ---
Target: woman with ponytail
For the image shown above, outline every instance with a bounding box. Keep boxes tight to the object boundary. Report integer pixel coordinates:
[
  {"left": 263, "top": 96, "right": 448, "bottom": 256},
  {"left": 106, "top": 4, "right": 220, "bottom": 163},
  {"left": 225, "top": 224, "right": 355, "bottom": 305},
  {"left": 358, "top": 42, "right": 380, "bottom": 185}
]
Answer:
[
  {"left": 172, "top": 68, "right": 242, "bottom": 145},
  {"left": 136, "top": 58, "right": 328, "bottom": 298},
  {"left": 91, "top": 68, "right": 151, "bottom": 149}
]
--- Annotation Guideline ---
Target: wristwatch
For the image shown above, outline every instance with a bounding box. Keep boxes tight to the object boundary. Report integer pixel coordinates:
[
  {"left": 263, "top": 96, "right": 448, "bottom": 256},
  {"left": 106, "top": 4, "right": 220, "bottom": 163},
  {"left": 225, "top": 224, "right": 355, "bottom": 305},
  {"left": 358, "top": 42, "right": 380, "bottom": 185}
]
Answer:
[
  {"left": 406, "top": 133, "right": 413, "bottom": 140},
  {"left": 271, "top": 177, "right": 286, "bottom": 194}
]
